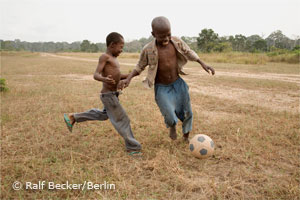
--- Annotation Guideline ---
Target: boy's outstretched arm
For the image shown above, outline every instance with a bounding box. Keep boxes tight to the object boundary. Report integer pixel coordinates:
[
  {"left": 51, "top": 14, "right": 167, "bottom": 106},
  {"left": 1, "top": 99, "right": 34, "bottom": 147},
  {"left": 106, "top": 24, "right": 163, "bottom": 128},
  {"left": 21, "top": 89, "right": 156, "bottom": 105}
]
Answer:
[
  {"left": 178, "top": 36, "right": 215, "bottom": 75},
  {"left": 120, "top": 74, "right": 129, "bottom": 80},
  {"left": 197, "top": 58, "right": 215, "bottom": 75},
  {"left": 117, "top": 73, "right": 130, "bottom": 90},
  {"left": 122, "top": 69, "right": 139, "bottom": 88},
  {"left": 94, "top": 54, "right": 116, "bottom": 84}
]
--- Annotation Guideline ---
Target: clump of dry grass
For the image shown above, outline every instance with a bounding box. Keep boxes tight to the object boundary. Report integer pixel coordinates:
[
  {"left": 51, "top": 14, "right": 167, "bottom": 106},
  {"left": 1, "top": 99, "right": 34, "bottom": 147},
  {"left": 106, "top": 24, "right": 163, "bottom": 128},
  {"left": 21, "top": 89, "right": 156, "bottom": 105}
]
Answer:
[
  {"left": 201, "top": 51, "right": 299, "bottom": 64},
  {"left": 1, "top": 52, "right": 299, "bottom": 199},
  {"left": 198, "top": 52, "right": 269, "bottom": 65},
  {"left": 267, "top": 53, "right": 300, "bottom": 64}
]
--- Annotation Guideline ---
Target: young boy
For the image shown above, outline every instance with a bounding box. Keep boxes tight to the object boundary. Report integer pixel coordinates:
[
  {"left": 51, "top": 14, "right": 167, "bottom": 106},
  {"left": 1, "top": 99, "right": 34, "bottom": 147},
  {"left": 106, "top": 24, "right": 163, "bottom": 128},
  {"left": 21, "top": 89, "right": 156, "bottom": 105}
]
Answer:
[
  {"left": 122, "top": 16, "right": 215, "bottom": 141},
  {"left": 64, "top": 32, "right": 142, "bottom": 155}
]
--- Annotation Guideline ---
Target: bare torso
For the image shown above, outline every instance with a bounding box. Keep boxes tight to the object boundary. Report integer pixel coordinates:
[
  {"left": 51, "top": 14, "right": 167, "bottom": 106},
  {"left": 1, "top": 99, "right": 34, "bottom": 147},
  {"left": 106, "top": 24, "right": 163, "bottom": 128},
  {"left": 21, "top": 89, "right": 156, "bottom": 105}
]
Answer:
[
  {"left": 155, "top": 42, "right": 179, "bottom": 85},
  {"left": 101, "top": 55, "right": 121, "bottom": 93}
]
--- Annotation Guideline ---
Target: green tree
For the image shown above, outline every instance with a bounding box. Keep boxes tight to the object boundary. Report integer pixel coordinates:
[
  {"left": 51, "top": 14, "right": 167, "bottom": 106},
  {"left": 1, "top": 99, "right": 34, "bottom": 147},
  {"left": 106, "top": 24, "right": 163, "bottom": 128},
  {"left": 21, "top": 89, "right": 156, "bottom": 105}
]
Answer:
[
  {"left": 139, "top": 36, "right": 153, "bottom": 47},
  {"left": 197, "top": 29, "right": 219, "bottom": 52},
  {"left": 232, "top": 34, "right": 247, "bottom": 51},
  {"left": 245, "top": 35, "right": 263, "bottom": 51},
  {"left": 80, "top": 40, "right": 91, "bottom": 52},
  {"left": 90, "top": 43, "right": 99, "bottom": 52},
  {"left": 1, "top": 40, "right": 14, "bottom": 50},
  {"left": 181, "top": 36, "right": 198, "bottom": 52},
  {"left": 293, "top": 45, "right": 300, "bottom": 51},
  {"left": 96, "top": 43, "right": 106, "bottom": 52},
  {"left": 266, "top": 30, "right": 292, "bottom": 49},
  {"left": 213, "top": 42, "right": 232, "bottom": 52},
  {"left": 253, "top": 40, "right": 267, "bottom": 52},
  {"left": 124, "top": 40, "right": 142, "bottom": 52}
]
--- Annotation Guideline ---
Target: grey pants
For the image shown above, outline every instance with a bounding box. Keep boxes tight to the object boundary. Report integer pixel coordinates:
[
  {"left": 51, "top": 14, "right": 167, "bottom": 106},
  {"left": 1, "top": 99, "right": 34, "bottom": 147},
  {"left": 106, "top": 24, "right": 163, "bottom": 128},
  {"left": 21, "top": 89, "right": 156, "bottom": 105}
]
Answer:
[{"left": 73, "top": 92, "right": 141, "bottom": 151}]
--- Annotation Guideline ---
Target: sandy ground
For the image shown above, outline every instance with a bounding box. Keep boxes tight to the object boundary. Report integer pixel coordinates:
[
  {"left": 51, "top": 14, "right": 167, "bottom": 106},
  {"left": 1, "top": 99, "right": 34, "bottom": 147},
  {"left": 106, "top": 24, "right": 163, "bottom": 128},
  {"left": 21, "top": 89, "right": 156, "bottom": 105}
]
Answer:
[{"left": 44, "top": 53, "right": 299, "bottom": 113}]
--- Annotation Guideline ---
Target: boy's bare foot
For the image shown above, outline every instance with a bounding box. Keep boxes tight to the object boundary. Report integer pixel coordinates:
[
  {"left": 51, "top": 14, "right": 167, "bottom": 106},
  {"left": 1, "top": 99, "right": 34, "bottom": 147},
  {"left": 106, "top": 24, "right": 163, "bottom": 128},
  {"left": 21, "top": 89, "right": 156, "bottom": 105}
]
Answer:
[
  {"left": 169, "top": 126, "right": 177, "bottom": 140},
  {"left": 68, "top": 114, "right": 75, "bottom": 125},
  {"left": 183, "top": 132, "right": 189, "bottom": 143},
  {"left": 64, "top": 113, "right": 75, "bottom": 133}
]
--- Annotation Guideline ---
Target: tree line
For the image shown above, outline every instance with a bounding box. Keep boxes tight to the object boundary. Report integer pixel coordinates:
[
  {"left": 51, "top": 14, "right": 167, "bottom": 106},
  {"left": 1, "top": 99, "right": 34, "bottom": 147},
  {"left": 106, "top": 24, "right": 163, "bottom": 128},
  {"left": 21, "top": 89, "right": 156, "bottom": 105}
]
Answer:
[{"left": 1, "top": 29, "right": 299, "bottom": 53}]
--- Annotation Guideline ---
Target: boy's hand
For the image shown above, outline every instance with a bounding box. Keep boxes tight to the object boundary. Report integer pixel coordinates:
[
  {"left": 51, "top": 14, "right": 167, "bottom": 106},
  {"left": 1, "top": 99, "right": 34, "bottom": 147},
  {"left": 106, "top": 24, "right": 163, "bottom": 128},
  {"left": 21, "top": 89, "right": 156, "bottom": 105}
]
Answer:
[
  {"left": 104, "top": 75, "right": 116, "bottom": 85},
  {"left": 202, "top": 64, "right": 215, "bottom": 75},
  {"left": 122, "top": 78, "right": 131, "bottom": 88},
  {"left": 117, "top": 80, "right": 125, "bottom": 90}
]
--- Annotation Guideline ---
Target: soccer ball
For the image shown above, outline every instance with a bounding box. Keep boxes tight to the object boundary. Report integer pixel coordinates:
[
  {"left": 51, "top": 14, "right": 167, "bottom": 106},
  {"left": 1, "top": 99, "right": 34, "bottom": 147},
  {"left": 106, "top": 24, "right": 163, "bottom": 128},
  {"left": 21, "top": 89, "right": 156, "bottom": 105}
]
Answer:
[{"left": 189, "top": 134, "right": 214, "bottom": 159}]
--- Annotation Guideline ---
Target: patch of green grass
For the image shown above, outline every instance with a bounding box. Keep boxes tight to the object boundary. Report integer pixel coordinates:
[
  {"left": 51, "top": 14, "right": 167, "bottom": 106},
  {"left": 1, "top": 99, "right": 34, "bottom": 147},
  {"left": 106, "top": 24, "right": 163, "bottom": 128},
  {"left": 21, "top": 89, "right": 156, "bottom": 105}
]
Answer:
[{"left": 0, "top": 78, "right": 9, "bottom": 92}]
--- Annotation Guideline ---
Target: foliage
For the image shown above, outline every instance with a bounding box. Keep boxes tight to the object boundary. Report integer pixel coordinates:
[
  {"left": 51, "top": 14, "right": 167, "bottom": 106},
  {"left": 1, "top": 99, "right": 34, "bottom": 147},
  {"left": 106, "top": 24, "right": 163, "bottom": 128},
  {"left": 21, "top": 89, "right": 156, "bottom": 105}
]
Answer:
[
  {"left": 265, "top": 30, "right": 293, "bottom": 49},
  {"left": 292, "top": 45, "right": 300, "bottom": 51},
  {"left": 0, "top": 30, "right": 299, "bottom": 54},
  {"left": 212, "top": 42, "right": 232, "bottom": 52},
  {"left": 266, "top": 47, "right": 300, "bottom": 64},
  {"left": 123, "top": 36, "right": 153, "bottom": 52},
  {"left": 252, "top": 40, "right": 268, "bottom": 52},
  {"left": 197, "top": 29, "right": 219, "bottom": 52},
  {"left": 231, "top": 34, "right": 247, "bottom": 51},
  {"left": 80, "top": 40, "right": 99, "bottom": 53},
  {"left": 0, "top": 78, "right": 9, "bottom": 92},
  {"left": 181, "top": 36, "right": 198, "bottom": 52}
]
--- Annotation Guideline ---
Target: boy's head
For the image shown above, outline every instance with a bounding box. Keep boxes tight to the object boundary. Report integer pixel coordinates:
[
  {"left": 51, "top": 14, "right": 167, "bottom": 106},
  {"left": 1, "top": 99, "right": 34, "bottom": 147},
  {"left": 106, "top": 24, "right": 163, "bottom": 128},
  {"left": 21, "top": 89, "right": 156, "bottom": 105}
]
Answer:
[
  {"left": 106, "top": 32, "right": 124, "bottom": 57},
  {"left": 151, "top": 16, "right": 171, "bottom": 46}
]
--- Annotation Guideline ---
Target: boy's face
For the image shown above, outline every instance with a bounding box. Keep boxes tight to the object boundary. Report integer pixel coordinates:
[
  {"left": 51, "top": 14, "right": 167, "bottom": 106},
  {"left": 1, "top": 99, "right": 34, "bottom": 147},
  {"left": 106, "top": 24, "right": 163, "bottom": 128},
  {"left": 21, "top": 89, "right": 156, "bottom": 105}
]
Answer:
[
  {"left": 152, "top": 27, "right": 171, "bottom": 46},
  {"left": 111, "top": 38, "right": 124, "bottom": 57}
]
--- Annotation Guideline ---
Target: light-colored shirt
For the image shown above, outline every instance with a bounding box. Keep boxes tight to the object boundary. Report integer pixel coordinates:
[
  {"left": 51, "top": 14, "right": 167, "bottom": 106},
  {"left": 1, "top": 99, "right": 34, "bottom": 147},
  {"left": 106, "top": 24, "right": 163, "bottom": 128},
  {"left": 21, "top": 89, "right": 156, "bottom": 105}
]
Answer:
[{"left": 135, "top": 36, "right": 200, "bottom": 88}]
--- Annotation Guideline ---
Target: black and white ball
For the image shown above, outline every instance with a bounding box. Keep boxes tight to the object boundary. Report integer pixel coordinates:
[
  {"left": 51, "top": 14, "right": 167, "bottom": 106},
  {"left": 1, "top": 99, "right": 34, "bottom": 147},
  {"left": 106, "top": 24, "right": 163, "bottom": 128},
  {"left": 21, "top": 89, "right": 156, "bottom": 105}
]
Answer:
[{"left": 189, "top": 134, "right": 214, "bottom": 158}]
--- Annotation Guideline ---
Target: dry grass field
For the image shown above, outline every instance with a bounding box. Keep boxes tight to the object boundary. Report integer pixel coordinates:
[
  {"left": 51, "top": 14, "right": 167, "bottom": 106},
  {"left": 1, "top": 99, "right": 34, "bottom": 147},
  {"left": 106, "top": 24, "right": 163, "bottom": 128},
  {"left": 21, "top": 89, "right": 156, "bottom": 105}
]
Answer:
[{"left": 1, "top": 51, "right": 300, "bottom": 199}]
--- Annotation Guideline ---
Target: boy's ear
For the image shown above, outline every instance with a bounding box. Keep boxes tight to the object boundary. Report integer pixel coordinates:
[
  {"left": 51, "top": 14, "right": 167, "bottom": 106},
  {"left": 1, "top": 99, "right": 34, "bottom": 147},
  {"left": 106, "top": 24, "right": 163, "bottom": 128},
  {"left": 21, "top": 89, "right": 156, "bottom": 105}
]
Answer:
[
  {"left": 108, "top": 42, "right": 115, "bottom": 48},
  {"left": 151, "top": 31, "right": 155, "bottom": 37}
]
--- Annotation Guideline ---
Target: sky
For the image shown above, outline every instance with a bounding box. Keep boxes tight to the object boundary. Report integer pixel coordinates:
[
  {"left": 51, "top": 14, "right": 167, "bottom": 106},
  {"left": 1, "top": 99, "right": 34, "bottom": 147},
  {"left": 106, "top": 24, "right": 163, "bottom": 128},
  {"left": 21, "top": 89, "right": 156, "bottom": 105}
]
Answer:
[{"left": 1, "top": 0, "right": 299, "bottom": 43}]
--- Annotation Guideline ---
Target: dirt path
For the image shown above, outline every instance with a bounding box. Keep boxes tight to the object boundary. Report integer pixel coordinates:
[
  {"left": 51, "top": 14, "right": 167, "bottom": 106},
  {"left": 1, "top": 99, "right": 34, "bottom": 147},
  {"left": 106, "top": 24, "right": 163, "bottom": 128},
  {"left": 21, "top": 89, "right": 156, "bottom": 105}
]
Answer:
[
  {"left": 184, "top": 68, "right": 300, "bottom": 84},
  {"left": 42, "top": 53, "right": 300, "bottom": 84},
  {"left": 41, "top": 53, "right": 133, "bottom": 66},
  {"left": 188, "top": 82, "right": 299, "bottom": 113}
]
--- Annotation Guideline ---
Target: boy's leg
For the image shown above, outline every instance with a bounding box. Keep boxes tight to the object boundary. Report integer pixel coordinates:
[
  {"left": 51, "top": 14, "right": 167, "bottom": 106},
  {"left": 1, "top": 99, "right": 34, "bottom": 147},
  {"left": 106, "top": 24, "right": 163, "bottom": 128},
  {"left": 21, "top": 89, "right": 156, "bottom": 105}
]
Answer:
[
  {"left": 176, "top": 101, "right": 193, "bottom": 137},
  {"left": 73, "top": 108, "right": 109, "bottom": 122},
  {"left": 64, "top": 107, "right": 108, "bottom": 132},
  {"left": 174, "top": 78, "right": 193, "bottom": 140},
  {"left": 169, "top": 125, "right": 177, "bottom": 140},
  {"left": 100, "top": 93, "right": 141, "bottom": 151},
  {"left": 155, "top": 84, "right": 179, "bottom": 140}
]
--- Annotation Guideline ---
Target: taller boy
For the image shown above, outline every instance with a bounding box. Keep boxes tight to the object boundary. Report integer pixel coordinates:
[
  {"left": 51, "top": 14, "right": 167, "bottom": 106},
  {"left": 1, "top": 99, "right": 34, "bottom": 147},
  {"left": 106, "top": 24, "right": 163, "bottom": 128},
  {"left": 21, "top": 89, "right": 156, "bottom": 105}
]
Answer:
[{"left": 123, "top": 16, "right": 215, "bottom": 141}]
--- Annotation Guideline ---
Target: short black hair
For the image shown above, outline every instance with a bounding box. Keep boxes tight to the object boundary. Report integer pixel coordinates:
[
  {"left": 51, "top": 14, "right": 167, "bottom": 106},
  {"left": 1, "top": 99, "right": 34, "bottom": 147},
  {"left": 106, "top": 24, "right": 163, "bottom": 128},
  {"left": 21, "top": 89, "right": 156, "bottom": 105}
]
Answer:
[{"left": 106, "top": 32, "right": 124, "bottom": 47}]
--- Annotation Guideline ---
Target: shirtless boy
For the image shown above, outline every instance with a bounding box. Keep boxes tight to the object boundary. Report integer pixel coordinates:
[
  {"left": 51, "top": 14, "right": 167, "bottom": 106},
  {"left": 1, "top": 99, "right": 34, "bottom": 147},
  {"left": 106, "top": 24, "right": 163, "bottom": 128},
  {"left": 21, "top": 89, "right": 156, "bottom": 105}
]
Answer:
[
  {"left": 123, "top": 16, "right": 215, "bottom": 141},
  {"left": 64, "top": 32, "right": 141, "bottom": 155}
]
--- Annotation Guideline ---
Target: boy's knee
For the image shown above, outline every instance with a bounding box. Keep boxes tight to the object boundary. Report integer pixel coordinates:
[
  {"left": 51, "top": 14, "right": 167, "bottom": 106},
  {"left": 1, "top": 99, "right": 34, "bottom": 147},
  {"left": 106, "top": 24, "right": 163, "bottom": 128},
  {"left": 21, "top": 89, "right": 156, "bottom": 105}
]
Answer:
[
  {"left": 164, "top": 114, "right": 177, "bottom": 127},
  {"left": 100, "top": 115, "right": 109, "bottom": 120},
  {"left": 184, "top": 110, "right": 193, "bottom": 119},
  {"left": 92, "top": 109, "right": 108, "bottom": 120}
]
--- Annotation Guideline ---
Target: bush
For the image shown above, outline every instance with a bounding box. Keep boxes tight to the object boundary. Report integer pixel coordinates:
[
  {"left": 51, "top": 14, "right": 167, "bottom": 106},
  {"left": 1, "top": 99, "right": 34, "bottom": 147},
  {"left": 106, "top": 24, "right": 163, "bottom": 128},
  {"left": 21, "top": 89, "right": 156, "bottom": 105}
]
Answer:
[
  {"left": 0, "top": 78, "right": 9, "bottom": 92},
  {"left": 266, "top": 48, "right": 300, "bottom": 64},
  {"left": 292, "top": 45, "right": 300, "bottom": 51}
]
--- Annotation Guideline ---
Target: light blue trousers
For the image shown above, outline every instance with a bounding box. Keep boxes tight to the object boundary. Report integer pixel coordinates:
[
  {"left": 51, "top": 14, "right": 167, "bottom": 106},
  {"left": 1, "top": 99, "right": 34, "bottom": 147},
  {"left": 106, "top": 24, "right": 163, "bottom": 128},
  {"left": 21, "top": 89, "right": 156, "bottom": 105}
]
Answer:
[{"left": 154, "top": 77, "right": 193, "bottom": 134}]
